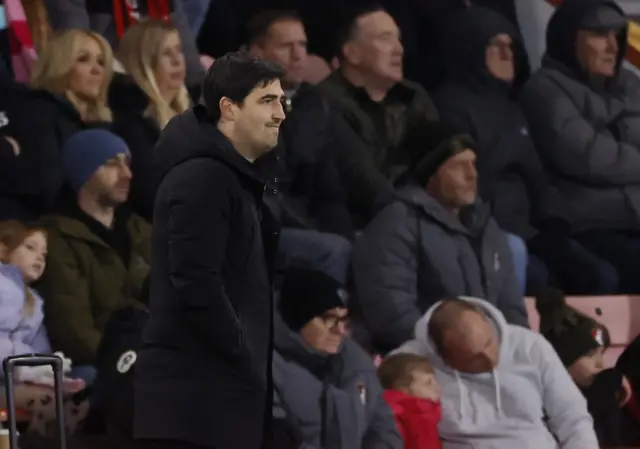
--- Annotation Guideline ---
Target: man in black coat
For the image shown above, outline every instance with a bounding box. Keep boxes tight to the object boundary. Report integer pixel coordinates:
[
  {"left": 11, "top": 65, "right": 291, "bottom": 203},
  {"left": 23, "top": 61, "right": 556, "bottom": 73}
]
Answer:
[{"left": 133, "top": 51, "right": 285, "bottom": 449}]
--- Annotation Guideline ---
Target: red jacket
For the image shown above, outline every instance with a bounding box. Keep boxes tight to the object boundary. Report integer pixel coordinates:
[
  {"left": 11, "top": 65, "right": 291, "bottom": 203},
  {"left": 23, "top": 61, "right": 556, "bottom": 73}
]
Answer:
[{"left": 383, "top": 390, "right": 442, "bottom": 449}]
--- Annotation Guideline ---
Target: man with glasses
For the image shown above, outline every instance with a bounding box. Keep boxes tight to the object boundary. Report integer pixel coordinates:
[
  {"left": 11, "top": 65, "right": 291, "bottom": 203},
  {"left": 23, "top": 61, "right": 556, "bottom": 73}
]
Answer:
[{"left": 272, "top": 268, "right": 402, "bottom": 449}]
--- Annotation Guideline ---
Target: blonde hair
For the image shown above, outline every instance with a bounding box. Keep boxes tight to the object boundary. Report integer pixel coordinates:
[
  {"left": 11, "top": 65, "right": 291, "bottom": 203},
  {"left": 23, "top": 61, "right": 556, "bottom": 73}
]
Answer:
[
  {"left": 30, "top": 29, "right": 114, "bottom": 123},
  {"left": 0, "top": 221, "right": 48, "bottom": 317},
  {"left": 118, "top": 20, "right": 190, "bottom": 129}
]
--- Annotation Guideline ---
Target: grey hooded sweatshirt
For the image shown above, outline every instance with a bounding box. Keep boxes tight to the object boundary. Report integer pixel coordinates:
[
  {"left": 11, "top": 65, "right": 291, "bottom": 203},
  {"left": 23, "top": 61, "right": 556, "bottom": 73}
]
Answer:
[
  {"left": 394, "top": 297, "right": 599, "bottom": 449},
  {"left": 272, "top": 314, "right": 403, "bottom": 449}
]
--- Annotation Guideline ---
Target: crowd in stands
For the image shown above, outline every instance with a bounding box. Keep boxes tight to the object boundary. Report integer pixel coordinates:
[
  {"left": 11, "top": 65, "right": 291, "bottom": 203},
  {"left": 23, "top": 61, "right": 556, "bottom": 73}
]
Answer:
[{"left": 0, "top": 0, "right": 640, "bottom": 447}]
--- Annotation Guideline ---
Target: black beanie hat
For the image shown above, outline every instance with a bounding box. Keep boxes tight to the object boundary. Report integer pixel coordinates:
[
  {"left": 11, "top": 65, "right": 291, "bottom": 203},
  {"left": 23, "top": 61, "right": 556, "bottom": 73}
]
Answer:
[
  {"left": 279, "top": 269, "right": 348, "bottom": 332},
  {"left": 396, "top": 122, "right": 475, "bottom": 187},
  {"left": 536, "top": 288, "right": 610, "bottom": 367}
]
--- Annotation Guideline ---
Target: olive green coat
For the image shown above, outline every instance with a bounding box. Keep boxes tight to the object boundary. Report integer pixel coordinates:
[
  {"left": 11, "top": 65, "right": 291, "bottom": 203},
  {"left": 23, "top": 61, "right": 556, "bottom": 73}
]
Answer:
[{"left": 38, "top": 213, "right": 151, "bottom": 365}]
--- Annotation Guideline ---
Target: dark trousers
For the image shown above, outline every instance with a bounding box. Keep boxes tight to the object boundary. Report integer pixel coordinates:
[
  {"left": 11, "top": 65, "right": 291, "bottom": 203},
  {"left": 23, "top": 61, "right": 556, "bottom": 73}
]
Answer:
[
  {"left": 575, "top": 230, "right": 640, "bottom": 293},
  {"left": 137, "top": 440, "right": 212, "bottom": 449},
  {"left": 527, "top": 234, "right": 619, "bottom": 295}
]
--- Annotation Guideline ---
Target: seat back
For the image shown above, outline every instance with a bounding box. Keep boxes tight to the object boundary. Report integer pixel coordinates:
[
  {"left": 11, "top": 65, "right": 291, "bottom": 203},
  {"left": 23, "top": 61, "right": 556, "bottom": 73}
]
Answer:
[{"left": 525, "top": 295, "right": 640, "bottom": 366}]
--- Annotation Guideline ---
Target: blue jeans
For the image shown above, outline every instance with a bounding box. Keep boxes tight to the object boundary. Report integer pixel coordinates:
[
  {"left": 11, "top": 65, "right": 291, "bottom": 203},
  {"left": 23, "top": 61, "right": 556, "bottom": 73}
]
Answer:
[
  {"left": 277, "top": 228, "right": 352, "bottom": 284},
  {"left": 506, "top": 233, "right": 527, "bottom": 296}
]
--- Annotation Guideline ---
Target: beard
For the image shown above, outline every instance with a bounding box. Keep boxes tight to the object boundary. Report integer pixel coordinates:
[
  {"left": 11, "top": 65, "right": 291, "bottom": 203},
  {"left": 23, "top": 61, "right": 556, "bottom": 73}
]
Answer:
[{"left": 94, "top": 183, "right": 129, "bottom": 208}]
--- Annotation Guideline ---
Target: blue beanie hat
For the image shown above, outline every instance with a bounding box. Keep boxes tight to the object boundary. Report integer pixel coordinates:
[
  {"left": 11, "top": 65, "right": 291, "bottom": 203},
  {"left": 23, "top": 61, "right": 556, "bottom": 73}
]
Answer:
[{"left": 63, "top": 130, "right": 131, "bottom": 192}]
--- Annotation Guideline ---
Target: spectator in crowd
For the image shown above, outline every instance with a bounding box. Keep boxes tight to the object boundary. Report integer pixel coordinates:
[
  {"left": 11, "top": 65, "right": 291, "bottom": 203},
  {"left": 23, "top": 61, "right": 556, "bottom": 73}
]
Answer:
[
  {"left": 110, "top": 19, "right": 191, "bottom": 223},
  {"left": 536, "top": 288, "right": 640, "bottom": 446},
  {"left": 354, "top": 124, "right": 527, "bottom": 353},
  {"left": 134, "top": 52, "right": 283, "bottom": 449},
  {"left": 273, "top": 268, "right": 403, "bottom": 449},
  {"left": 38, "top": 130, "right": 150, "bottom": 376},
  {"left": 42, "top": 0, "right": 204, "bottom": 88},
  {"left": 434, "top": 5, "right": 618, "bottom": 295},
  {"left": 247, "top": 10, "right": 353, "bottom": 282},
  {"left": 0, "top": 80, "right": 49, "bottom": 220},
  {"left": 30, "top": 29, "right": 114, "bottom": 211},
  {"left": 394, "top": 297, "right": 599, "bottom": 449},
  {"left": 0, "top": 220, "right": 87, "bottom": 390},
  {"left": 0, "top": 221, "right": 51, "bottom": 363},
  {"left": 378, "top": 353, "right": 442, "bottom": 449},
  {"left": 519, "top": 0, "right": 640, "bottom": 293},
  {"left": 317, "top": 4, "right": 439, "bottom": 228}
]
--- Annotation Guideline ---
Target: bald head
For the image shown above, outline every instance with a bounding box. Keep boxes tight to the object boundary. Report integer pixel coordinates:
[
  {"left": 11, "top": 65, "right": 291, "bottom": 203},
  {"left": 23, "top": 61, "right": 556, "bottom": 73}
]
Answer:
[{"left": 428, "top": 299, "right": 500, "bottom": 373}]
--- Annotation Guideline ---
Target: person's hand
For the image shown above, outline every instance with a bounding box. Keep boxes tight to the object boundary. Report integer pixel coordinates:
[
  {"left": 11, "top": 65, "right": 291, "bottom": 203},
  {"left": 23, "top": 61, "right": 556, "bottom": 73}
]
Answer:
[
  {"left": 4, "top": 136, "right": 20, "bottom": 155},
  {"left": 27, "top": 377, "right": 86, "bottom": 396},
  {"left": 619, "top": 375, "right": 633, "bottom": 407},
  {"left": 62, "top": 377, "right": 86, "bottom": 395}
]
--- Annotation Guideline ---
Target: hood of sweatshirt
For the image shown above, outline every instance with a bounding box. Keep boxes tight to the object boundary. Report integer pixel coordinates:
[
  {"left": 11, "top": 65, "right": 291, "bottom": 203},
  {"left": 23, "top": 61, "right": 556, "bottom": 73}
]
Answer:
[{"left": 392, "top": 296, "right": 597, "bottom": 449}]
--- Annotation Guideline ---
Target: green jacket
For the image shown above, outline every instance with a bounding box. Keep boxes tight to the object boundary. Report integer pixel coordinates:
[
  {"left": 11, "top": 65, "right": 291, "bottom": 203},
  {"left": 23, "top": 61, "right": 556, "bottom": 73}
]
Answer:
[{"left": 38, "top": 213, "right": 151, "bottom": 365}]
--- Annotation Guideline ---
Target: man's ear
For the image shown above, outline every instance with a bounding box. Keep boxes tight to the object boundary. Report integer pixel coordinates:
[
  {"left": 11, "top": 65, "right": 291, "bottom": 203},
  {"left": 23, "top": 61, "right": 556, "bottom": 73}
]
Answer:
[
  {"left": 249, "top": 43, "right": 264, "bottom": 59},
  {"left": 218, "top": 97, "right": 236, "bottom": 122},
  {"left": 342, "top": 41, "right": 361, "bottom": 65}
]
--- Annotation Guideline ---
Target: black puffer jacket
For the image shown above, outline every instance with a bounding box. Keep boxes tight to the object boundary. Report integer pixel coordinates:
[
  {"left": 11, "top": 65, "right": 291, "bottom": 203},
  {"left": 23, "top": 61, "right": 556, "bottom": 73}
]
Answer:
[{"left": 433, "top": 6, "right": 552, "bottom": 240}]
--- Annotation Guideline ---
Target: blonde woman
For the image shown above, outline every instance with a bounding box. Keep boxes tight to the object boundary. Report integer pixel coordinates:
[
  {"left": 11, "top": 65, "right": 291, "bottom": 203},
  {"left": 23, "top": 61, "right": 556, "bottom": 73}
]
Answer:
[
  {"left": 4, "top": 29, "right": 114, "bottom": 216},
  {"left": 110, "top": 19, "right": 191, "bottom": 222},
  {"left": 31, "top": 29, "right": 113, "bottom": 125}
]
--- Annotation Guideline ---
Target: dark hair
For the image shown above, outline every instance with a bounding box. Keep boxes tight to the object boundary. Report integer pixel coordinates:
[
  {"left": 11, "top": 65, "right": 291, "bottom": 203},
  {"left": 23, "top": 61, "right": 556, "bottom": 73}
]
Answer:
[
  {"left": 377, "top": 353, "right": 434, "bottom": 390},
  {"left": 334, "top": 3, "right": 386, "bottom": 60},
  {"left": 246, "top": 10, "right": 302, "bottom": 46},
  {"left": 428, "top": 299, "right": 482, "bottom": 356},
  {"left": 202, "top": 50, "right": 284, "bottom": 123}
]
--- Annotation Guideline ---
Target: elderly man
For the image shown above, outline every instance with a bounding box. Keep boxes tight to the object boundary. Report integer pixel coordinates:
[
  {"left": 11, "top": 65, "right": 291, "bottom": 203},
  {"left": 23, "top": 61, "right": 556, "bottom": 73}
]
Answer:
[
  {"left": 393, "top": 296, "right": 599, "bottom": 449},
  {"left": 273, "top": 268, "right": 402, "bottom": 449},
  {"left": 520, "top": 0, "right": 640, "bottom": 292}
]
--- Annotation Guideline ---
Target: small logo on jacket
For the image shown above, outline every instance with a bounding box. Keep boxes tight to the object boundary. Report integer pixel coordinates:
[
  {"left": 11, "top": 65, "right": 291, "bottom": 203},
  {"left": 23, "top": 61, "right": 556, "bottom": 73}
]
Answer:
[
  {"left": 337, "top": 288, "right": 349, "bottom": 304},
  {"left": 593, "top": 328, "right": 605, "bottom": 346},
  {"left": 521, "top": 127, "right": 529, "bottom": 136},
  {"left": 116, "top": 350, "right": 137, "bottom": 373},
  {"left": 357, "top": 383, "right": 366, "bottom": 405},
  {"left": 0, "top": 112, "right": 9, "bottom": 128}
]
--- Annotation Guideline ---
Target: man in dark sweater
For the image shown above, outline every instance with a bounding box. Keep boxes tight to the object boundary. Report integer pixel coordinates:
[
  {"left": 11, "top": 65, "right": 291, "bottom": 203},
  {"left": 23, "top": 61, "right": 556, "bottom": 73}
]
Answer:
[{"left": 317, "top": 4, "right": 440, "bottom": 228}]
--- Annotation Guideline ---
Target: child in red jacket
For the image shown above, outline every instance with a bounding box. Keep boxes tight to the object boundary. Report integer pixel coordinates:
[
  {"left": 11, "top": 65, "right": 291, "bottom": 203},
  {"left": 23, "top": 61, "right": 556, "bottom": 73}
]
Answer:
[{"left": 378, "top": 353, "right": 442, "bottom": 449}]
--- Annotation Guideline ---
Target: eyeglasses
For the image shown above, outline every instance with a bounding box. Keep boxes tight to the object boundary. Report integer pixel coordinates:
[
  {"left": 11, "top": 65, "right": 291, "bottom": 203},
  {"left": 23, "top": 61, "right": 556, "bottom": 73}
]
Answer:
[{"left": 321, "top": 313, "right": 350, "bottom": 331}]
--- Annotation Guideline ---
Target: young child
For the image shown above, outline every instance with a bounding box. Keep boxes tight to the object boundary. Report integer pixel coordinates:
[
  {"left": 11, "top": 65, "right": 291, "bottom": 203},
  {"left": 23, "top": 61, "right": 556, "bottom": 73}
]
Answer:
[
  {"left": 378, "top": 353, "right": 442, "bottom": 449},
  {"left": 536, "top": 288, "right": 640, "bottom": 446},
  {"left": 0, "top": 220, "right": 83, "bottom": 390}
]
